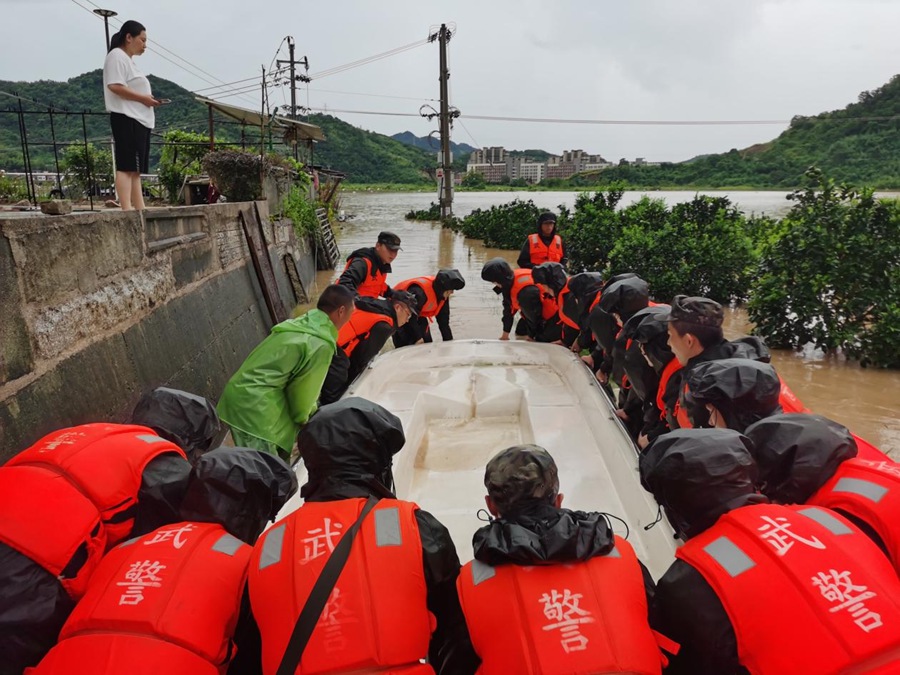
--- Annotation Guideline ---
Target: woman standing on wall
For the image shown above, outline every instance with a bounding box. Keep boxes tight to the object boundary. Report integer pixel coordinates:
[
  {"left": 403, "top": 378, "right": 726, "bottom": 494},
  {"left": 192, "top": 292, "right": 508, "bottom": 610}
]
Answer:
[{"left": 102, "top": 20, "right": 161, "bottom": 211}]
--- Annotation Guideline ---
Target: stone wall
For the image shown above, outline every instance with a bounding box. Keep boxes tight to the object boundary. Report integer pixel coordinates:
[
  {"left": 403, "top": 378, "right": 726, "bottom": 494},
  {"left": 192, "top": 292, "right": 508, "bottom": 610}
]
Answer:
[{"left": 0, "top": 202, "right": 316, "bottom": 461}]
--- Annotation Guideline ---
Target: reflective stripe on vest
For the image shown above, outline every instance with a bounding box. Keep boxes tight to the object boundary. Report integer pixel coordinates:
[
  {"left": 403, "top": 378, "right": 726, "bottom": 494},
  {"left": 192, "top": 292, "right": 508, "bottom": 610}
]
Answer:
[
  {"left": 527, "top": 233, "right": 563, "bottom": 265},
  {"left": 258, "top": 523, "right": 285, "bottom": 570},
  {"left": 703, "top": 536, "right": 756, "bottom": 577},
  {"left": 212, "top": 533, "right": 244, "bottom": 556},
  {"left": 375, "top": 507, "right": 403, "bottom": 546},
  {"left": 833, "top": 477, "right": 889, "bottom": 503},
  {"left": 471, "top": 559, "right": 496, "bottom": 586},
  {"left": 677, "top": 503, "right": 900, "bottom": 675}
]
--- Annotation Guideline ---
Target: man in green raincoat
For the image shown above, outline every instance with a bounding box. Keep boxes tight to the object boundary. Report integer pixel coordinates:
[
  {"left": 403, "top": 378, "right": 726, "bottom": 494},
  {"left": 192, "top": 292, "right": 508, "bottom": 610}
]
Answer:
[{"left": 216, "top": 285, "right": 355, "bottom": 461}]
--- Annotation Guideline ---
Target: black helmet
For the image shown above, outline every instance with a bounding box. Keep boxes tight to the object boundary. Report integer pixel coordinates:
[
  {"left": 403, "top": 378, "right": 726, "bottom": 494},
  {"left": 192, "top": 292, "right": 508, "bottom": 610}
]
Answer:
[
  {"left": 131, "top": 387, "right": 225, "bottom": 463},
  {"left": 178, "top": 447, "right": 298, "bottom": 544},
  {"left": 434, "top": 268, "right": 466, "bottom": 295},
  {"left": 683, "top": 359, "right": 782, "bottom": 432},
  {"left": 640, "top": 428, "right": 764, "bottom": 539},
  {"left": 599, "top": 277, "right": 650, "bottom": 320},
  {"left": 299, "top": 397, "right": 406, "bottom": 499},
  {"left": 481, "top": 258, "right": 514, "bottom": 288},
  {"left": 390, "top": 290, "right": 419, "bottom": 317},
  {"left": 622, "top": 306, "right": 673, "bottom": 371},
  {"left": 531, "top": 262, "right": 568, "bottom": 294},
  {"left": 744, "top": 413, "right": 857, "bottom": 504}
]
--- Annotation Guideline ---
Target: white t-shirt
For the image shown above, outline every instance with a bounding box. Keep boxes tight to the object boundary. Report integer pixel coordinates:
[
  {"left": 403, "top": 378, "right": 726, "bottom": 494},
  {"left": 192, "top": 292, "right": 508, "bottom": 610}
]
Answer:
[{"left": 103, "top": 47, "right": 155, "bottom": 130}]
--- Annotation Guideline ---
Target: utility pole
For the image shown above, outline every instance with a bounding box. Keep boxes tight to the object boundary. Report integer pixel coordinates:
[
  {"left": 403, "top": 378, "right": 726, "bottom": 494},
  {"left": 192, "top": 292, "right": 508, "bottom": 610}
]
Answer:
[
  {"left": 277, "top": 36, "right": 309, "bottom": 162},
  {"left": 438, "top": 23, "right": 453, "bottom": 219}
]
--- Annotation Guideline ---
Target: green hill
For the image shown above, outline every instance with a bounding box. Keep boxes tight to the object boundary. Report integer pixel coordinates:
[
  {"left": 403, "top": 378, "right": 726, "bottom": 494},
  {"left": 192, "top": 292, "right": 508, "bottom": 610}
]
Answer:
[
  {"left": 0, "top": 70, "right": 434, "bottom": 184},
  {"left": 593, "top": 74, "right": 900, "bottom": 189}
]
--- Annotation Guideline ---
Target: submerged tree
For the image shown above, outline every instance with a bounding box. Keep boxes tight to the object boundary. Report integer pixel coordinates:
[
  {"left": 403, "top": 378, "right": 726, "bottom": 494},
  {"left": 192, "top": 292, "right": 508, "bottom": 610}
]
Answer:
[{"left": 748, "top": 168, "right": 900, "bottom": 367}]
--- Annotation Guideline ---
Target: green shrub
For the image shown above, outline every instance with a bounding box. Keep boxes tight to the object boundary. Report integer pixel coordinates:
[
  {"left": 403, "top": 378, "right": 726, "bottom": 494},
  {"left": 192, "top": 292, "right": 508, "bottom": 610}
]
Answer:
[
  {"left": 281, "top": 185, "right": 320, "bottom": 240},
  {"left": 0, "top": 175, "right": 29, "bottom": 202},
  {"left": 748, "top": 170, "right": 900, "bottom": 367},
  {"left": 61, "top": 143, "right": 113, "bottom": 197},
  {"left": 406, "top": 202, "right": 441, "bottom": 220},
  {"left": 158, "top": 130, "right": 210, "bottom": 203},
  {"left": 561, "top": 189, "right": 625, "bottom": 273},
  {"left": 456, "top": 199, "right": 545, "bottom": 249}
]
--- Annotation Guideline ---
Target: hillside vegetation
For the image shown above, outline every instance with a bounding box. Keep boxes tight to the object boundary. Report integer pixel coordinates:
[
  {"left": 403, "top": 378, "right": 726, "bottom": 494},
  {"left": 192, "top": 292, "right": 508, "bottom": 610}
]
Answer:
[
  {"left": 1, "top": 70, "right": 434, "bottom": 184},
  {"left": 593, "top": 75, "right": 900, "bottom": 189}
]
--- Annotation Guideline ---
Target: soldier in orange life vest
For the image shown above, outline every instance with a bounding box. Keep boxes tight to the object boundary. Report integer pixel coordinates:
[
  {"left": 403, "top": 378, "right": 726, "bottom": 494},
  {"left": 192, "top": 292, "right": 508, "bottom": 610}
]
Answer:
[
  {"left": 337, "top": 230, "right": 401, "bottom": 298},
  {"left": 30, "top": 447, "right": 297, "bottom": 675},
  {"left": 681, "top": 358, "right": 783, "bottom": 432},
  {"left": 0, "top": 388, "right": 222, "bottom": 675},
  {"left": 745, "top": 413, "right": 900, "bottom": 574},
  {"left": 526, "top": 261, "right": 567, "bottom": 343},
  {"left": 654, "top": 295, "right": 772, "bottom": 429},
  {"left": 318, "top": 291, "right": 417, "bottom": 404},
  {"left": 621, "top": 305, "right": 681, "bottom": 448},
  {"left": 233, "top": 397, "right": 480, "bottom": 675},
  {"left": 457, "top": 445, "right": 674, "bottom": 675},
  {"left": 555, "top": 271, "right": 604, "bottom": 350},
  {"left": 481, "top": 258, "right": 552, "bottom": 341},
  {"left": 392, "top": 269, "right": 466, "bottom": 348},
  {"left": 517, "top": 211, "right": 567, "bottom": 269},
  {"left": 641, "top": 428, "right": 900, "bottom": 675}
]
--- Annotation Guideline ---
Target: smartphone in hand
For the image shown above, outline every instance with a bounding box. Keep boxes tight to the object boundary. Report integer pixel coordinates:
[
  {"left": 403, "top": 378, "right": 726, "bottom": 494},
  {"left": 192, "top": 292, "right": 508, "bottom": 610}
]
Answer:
[{"left": 157, "top": 98, "right": 172, "bottom": 105}]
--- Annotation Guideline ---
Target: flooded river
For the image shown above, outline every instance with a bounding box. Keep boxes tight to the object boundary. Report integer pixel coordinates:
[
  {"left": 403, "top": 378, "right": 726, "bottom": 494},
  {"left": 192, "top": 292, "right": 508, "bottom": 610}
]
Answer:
[{"left": 304, "top": 190, "right": 899, "bottom": 458}]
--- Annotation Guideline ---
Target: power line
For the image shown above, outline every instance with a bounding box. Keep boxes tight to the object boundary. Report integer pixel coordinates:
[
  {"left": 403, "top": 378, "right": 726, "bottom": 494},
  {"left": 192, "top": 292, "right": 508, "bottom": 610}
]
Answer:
[{"left": 310, "top": 39, "right": 429, "bottom": 79}]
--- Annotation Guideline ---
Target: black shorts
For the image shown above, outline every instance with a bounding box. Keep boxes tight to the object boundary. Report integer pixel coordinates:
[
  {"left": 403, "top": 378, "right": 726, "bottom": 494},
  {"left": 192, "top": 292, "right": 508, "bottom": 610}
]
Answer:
[{"left": 110, "top": 112, "right": 151, "bottom": 173}]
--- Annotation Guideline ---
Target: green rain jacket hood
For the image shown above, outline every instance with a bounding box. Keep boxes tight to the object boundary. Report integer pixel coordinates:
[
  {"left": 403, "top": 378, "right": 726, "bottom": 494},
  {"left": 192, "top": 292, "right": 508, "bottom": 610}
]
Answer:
[{"left": 217, "top": 309, "right": 338, "bottom": 453}]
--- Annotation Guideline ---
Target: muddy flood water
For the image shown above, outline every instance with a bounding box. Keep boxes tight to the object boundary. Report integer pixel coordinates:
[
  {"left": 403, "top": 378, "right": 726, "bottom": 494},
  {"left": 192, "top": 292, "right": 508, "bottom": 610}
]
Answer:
[{"left": 300, "top": 190, "right": 900, "bottom": 458}]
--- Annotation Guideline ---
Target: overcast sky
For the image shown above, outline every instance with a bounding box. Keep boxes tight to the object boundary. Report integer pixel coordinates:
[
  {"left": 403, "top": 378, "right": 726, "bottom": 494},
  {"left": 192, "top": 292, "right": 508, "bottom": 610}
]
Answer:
[{"left": 2, "top": 0, "right": 899, "bottom": 161}]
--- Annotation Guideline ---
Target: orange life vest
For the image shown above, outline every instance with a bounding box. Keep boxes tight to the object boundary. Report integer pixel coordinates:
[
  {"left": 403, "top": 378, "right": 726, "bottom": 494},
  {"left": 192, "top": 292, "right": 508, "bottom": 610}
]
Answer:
[
  {"left": 527, "top": 233, "right": 564, "bottom": 265},
  {"left": 248, "top": 498, "right": 434, "bottom": 675},
  {"left": 6, "top": 424, "right": 186, "bottom": 548},
  {"left": 509, "top": 268, "right": 535, "bottom": 314},
  {"left": 509, "top": 269, "right": 557, "bottom": 322},
  {"left": 556, "top": 281, "right": 579, "bottom": 330},
  {"left": 457, "top": 535, "right": 664, "bottom": 674},
  {"left": 0, "top": 465, "right": 106, "bottom": 600},
  {"left": 808, "top": 458, "right": 900, "bottom": 575},
  {"left": 341, "top": 256, "right": 388, "bottom": 298},
  {"left": 655, "top": 358, "right": 683, "bottom": 426},
  {"left": 32, "top": 522, "right": 250, "bottom": 675},
  {"left": 677, "top": 503, "right": 900, "bottom": 674},
  {"left": 394, "top": 276, "right": 445, "bottom": 319},
  {"left": 337, "top": 307, "right": 394, "bottom": 358}
]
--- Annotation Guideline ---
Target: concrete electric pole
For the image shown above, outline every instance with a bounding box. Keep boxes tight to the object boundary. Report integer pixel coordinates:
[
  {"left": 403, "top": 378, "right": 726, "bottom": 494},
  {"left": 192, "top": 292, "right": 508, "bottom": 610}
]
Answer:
[
  {"left": 437, "top": 24, "right": 453, "bottom": 219},
  {"left": 277, "top": 36, "right": 309, "bottom": 161}
]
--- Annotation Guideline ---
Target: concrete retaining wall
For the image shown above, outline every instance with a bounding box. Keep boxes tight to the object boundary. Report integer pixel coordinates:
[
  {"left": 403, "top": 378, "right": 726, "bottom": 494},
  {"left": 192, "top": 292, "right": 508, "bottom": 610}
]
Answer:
[{"left": 0, "top": 202, "right": 316, "bottom": 461}]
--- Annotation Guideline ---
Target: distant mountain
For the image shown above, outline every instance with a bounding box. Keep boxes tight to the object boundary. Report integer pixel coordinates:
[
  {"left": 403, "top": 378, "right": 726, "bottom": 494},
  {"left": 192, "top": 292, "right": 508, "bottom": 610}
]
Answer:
[
  {"left": 597, "top": 74, "right": 900, "bottom": 188},
  {"left": 391, "top": 131, "right": 476, "bottom": 156},
  {"left": 0, "top": 70, "right": 434, "bottom": 183}
]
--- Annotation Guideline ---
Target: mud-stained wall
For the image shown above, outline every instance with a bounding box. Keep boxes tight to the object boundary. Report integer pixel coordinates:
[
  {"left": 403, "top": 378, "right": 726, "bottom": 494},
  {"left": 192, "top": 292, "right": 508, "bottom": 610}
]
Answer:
[{"left": 0, "top": 202, "right": 315, "bottom": 461}]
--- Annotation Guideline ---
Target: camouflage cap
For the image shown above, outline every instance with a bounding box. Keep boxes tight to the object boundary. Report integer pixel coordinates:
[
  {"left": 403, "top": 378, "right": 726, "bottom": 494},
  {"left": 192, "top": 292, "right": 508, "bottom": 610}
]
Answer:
[
  {"left": 655, "top": 294, "right": 724, "bottom": 328},
  {"left": 484, "top": 444, "right": 560, "bottom": 512},
  {"left": 390, "top": 289, "right": 419, "bottom": 317}
]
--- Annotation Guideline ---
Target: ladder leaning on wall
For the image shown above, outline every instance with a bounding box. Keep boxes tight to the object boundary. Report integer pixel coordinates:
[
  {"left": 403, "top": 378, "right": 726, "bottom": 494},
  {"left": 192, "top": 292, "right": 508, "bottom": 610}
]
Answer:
[{"left": 314, "top": 208, "right": 341, "bottom": 270}]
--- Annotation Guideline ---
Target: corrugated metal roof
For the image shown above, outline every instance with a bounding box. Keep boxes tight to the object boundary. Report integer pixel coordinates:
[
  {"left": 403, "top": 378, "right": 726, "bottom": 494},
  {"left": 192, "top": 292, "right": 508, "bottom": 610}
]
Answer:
[{"left": 194, "top": 96, "right": 325, "bottom": 142}]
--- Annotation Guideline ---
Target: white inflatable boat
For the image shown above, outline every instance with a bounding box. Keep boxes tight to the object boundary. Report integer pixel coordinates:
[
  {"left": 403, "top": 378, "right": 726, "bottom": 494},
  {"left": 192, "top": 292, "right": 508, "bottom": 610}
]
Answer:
[{"left": 278, "top": 340, "right": 677, "bottom": 579}]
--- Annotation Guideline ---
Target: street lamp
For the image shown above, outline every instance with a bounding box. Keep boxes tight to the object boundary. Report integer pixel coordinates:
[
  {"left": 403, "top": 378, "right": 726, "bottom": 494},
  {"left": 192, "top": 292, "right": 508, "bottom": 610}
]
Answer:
[{"left": 93, "top": 8, "right": 118, "bottom": 51}]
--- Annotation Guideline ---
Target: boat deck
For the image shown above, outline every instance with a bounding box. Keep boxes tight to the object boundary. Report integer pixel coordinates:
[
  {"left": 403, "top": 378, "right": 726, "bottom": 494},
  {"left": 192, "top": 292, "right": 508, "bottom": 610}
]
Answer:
[{"left": 278, "top": 340, "right": 678, "bottom": 579}]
